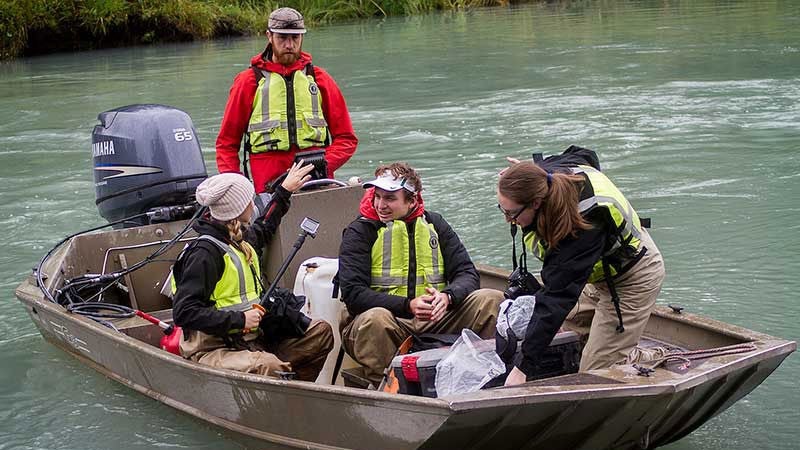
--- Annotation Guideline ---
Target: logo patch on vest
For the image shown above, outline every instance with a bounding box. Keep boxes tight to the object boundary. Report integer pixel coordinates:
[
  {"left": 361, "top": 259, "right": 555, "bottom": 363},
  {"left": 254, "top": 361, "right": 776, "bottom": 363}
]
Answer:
[
  {"left": 309, "top": 83, "right": 319, "bottom": 95},
  {"left": 429, "top": 236, "right": 439, "bottom": 249}
]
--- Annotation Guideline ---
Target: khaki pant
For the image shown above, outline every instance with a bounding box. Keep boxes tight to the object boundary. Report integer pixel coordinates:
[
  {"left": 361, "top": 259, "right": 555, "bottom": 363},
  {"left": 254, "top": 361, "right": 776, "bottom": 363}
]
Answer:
[
  {"left": 341, "top": 289, "right": 504, "bottom": 385},
  {"left": 181, "top": 320, "right": 334, "bottom": 382},
  {"left": 563, "top": 228, "right": 666, "bottom": 371}
]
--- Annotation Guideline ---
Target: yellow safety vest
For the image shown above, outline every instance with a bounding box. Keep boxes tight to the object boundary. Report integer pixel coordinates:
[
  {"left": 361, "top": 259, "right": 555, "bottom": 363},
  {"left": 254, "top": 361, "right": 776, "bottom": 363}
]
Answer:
[
  {"left": 173, "top": 235, "right": 262, "bottom": 334},
  {"left": 524, "top": 165, "right": 643, "bottom": 283},
  {"left": 247, "top": 65, "right": 328, "bottom": 152},
  {"left": 370, "top": 216, "right": 447, "bottom": 298}
]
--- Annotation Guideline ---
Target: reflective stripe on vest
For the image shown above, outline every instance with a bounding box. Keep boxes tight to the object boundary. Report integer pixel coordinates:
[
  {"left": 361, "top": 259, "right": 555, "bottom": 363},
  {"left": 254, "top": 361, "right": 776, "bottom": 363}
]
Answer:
[
  {"left": 370, "top": 216, "right": 446, "bottom": 298},
  {"left": 195, "top": 235, "right": 262, "bottom": 312},
  {"left": 524, "top": 165, "right": 643, "bottom": 283},
  {"left": 247, "top": 66, "right": 328, "bottom": 152},
  {"left": 166, "top": 235, "right": 263, "bottom": 315}
]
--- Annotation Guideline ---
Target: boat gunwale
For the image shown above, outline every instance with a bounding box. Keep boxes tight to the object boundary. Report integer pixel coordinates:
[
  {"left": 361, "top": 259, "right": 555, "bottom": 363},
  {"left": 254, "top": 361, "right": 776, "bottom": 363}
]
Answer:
[{"left": 648, "top": 306, "right": 779, "bottom": 342}]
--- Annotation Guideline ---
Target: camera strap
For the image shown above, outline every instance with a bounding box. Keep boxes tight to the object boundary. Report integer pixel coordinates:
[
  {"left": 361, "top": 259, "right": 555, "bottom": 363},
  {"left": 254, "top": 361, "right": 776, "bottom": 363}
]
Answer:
[
  {"left": 510, "top": 223, "right": 532, "bottom": 273},
  {"left": 519, "top": 239, "right": 528, "bottom": 272},
  {"left": 510, "top": 224, "right": 519, "bottom": 271},
  {"left": 602, "top": 258, "right": 625, "bottom": 333}
]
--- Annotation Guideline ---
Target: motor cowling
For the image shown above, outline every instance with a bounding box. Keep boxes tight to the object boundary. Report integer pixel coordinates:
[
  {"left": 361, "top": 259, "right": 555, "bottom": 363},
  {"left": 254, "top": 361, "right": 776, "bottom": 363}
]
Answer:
[{"left": 92, "top": 104, "right": 208, "bottom": 227}]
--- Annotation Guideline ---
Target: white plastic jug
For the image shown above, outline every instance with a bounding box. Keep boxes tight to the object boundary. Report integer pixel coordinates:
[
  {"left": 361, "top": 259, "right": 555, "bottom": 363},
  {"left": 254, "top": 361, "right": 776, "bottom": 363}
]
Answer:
[{"left": 293, "top": 257, "right": 348, "bottom": 384}]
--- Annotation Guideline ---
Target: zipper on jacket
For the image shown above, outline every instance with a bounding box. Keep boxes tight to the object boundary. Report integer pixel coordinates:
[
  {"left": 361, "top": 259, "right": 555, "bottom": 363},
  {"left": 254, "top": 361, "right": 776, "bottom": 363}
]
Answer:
[
  {"left": 284, "top": 74, "right": 298, "bottom": 147},
  {"left": 407, "top": 221, "right": 416, "bottom": 299}
]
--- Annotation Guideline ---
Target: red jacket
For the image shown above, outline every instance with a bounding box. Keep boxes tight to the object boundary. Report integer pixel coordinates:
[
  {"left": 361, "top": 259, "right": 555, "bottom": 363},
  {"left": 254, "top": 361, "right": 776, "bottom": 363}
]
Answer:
[{"left": 215, "top": 49, "right": 358, "bottom": 193}]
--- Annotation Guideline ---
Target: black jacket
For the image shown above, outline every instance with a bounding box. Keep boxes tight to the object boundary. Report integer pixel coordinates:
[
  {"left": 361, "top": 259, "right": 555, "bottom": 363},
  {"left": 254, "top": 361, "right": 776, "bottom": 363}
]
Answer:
[
  {"left": 172, "top": 186, "right": 291, "bottom": 337},
  {"left": 515, "top": 146, "right": 612, "bottom": 376},
  {"left": 338, "top": 210, "right": 480, "bottom": 319}
]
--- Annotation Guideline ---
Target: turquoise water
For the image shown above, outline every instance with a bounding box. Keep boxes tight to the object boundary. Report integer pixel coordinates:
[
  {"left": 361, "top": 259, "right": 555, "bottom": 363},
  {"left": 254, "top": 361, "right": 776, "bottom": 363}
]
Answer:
[{"left": 1, "top": 1, "right": 798, "bottom": 448}]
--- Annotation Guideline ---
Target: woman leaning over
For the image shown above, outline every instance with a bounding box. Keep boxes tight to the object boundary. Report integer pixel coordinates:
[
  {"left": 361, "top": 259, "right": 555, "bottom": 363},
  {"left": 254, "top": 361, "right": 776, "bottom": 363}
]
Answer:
[{"left": 497, "top": 146, "right": 665, "bottom": 386}]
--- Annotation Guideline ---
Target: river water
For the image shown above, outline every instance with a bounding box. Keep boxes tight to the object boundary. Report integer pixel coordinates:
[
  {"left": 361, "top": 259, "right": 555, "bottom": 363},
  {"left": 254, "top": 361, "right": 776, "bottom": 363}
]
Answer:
[{"left": 1, "top": 1, "right": 798, "bottom": 449}]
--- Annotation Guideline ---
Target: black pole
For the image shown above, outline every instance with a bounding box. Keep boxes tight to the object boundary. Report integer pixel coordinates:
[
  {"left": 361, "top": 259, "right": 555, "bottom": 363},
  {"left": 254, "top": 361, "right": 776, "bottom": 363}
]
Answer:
[{"left": 259, "top": 230, "right": 310, "bottom": 308}]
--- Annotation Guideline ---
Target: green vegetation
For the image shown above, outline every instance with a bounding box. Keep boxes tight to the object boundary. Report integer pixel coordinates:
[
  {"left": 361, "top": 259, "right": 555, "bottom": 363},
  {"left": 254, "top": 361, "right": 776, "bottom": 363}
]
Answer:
[{"left": 0, "top": 0, "right": 513, "bottom": 60}]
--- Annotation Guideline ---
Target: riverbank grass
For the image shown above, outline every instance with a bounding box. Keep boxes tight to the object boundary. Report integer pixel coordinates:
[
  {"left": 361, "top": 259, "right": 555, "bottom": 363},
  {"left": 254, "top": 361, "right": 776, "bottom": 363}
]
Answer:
[{"left": 1, "top": 0, "right": 510, "bottom": 60}]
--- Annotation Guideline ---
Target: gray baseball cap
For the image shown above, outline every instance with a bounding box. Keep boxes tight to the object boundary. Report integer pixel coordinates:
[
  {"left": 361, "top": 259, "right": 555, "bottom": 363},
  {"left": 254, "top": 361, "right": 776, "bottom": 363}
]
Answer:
[{"left": 268, "top": 7, "right": 307, "bottom": 34}]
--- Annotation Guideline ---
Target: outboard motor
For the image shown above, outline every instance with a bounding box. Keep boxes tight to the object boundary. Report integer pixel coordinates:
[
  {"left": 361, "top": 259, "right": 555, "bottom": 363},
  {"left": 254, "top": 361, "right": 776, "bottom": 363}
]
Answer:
[{"left": 92, "top": 104, "right": 208, "bottom": 228}]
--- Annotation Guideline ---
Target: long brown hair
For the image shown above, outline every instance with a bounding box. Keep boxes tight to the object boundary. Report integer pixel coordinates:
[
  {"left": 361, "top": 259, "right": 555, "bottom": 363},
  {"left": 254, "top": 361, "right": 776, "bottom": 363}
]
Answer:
[{"left": 498, "top": 161, "right": 591, "bottom": 249}]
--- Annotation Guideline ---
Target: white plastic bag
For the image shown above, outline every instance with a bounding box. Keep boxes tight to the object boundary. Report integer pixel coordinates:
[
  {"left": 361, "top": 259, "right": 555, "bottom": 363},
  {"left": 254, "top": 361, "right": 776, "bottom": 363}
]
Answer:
[
  {"left": 496, "top": 295, "right": 536, "bottom": 340},
  {"left": 434, "top": 329, "right": 505, "bottom": 397}
]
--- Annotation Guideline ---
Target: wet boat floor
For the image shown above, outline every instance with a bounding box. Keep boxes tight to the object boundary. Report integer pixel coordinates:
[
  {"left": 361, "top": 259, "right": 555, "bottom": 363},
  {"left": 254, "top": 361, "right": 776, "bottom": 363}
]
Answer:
[
  {"left": 639, "top": 336, "right": 686, "bottom": 353},
  {"left": 639, "top": 336, "right": 709, "bottom": 375}
]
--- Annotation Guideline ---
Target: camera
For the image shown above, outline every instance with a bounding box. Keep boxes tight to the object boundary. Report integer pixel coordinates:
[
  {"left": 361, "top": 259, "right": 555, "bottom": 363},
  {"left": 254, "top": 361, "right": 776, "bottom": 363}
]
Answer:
[
  {"left": 504, "top": 266, "right": 542, "bottom": 300},
  {"left": 294, "top": 149, "right": 328, "bottom": 181},
  {"left": 300, "top": 217, "right": 320, "bottom": 237}
]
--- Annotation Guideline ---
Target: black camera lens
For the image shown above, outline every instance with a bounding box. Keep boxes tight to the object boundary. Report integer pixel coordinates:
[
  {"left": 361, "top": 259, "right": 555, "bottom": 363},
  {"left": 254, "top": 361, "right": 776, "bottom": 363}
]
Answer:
[
  {"left": 504, "top": 267, "right": 541, "bottom": 300},
  {"left": 504, "top": 285, "right": 522, "bottom": 300}
]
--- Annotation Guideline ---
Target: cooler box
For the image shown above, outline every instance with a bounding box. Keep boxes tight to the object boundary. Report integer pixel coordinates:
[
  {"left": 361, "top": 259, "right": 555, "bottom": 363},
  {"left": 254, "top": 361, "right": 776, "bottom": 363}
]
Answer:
[
  {"left": 390, "top": 346, "right": 451, "bottom": 398},
  {"left": 390, "top": 331, "right": 581, "bottom": 397}
]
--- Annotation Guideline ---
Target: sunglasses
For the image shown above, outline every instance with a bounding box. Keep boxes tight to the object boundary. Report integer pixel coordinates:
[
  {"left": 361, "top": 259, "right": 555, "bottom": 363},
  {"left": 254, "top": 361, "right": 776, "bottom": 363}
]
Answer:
[{"left": 497, "top": 203, "right": 530, "bottom": 221}]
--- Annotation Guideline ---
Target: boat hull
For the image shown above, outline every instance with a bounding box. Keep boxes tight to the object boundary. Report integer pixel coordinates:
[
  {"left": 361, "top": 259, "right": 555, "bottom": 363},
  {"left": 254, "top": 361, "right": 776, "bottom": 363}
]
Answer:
[{"left": 16, "top": 278, "right": 794, "bottom": 450}]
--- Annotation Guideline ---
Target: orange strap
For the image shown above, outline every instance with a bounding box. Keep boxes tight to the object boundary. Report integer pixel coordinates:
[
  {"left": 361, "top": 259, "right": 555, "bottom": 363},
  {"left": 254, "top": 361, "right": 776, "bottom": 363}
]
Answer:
[{"left": 381, "top": 336, "right": 414, "bottom": 394}]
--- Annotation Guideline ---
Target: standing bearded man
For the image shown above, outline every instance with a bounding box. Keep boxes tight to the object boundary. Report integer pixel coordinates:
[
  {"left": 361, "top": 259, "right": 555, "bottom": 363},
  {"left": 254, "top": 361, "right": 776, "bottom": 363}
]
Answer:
[{"left": 216, "top": 7, "right": 358, "bottom": 193}]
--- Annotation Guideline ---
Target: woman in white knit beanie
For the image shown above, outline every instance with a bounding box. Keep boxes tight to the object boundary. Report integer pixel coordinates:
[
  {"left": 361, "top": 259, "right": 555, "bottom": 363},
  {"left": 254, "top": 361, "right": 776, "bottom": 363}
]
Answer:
[
  {"left": 171, "top": 161, "right": 334, "bottom": 380},
  {"left": 195, "top": 172, "right": 257, "bottom": 253}
]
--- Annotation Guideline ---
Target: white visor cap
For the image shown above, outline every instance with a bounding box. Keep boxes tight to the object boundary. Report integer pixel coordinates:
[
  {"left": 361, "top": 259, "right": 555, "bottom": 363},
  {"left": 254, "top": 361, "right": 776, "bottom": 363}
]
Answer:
[{"left": 362, "top": 170, "right": 417, "bottom": 194}]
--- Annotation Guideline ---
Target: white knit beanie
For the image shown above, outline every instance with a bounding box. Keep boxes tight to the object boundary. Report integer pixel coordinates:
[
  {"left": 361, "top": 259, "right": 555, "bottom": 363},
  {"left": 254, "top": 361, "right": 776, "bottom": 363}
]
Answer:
[{"left": 195, "top": 173, "right": 255, "bottom": 221}]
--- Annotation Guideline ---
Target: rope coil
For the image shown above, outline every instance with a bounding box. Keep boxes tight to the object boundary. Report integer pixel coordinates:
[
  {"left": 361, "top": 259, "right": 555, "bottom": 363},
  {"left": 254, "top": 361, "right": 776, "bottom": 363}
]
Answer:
[{"left": 633, "top": 342, "right": 758, "bottom": 375}]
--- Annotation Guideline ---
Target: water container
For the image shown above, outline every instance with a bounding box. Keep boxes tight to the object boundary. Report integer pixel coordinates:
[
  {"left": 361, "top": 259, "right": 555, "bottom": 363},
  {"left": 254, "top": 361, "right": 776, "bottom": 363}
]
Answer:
[{"left": 293, "top": 257, "right": 353, "bottom": 384}]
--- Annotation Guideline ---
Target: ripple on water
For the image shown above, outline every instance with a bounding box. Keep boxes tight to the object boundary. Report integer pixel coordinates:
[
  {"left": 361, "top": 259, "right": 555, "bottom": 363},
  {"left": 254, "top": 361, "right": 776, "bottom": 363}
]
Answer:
[{"left": 0, "top": 339, "right": 234, "bottom": 450}]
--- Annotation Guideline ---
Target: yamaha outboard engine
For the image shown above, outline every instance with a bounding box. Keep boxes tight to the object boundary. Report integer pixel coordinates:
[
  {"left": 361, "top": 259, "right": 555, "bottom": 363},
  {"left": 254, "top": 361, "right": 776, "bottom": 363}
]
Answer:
[{"left": 92, "top": 104, "right": 208, "bottom": 228}]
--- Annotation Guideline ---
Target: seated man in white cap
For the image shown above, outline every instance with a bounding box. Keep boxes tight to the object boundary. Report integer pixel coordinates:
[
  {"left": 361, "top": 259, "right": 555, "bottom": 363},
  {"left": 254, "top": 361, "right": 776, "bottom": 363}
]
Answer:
[
  {"left": 337, "top": 162, "right": 503, "bottom": 386},
  {"left": 172, "top": 162, "right": 333, "bottom": 381}
]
